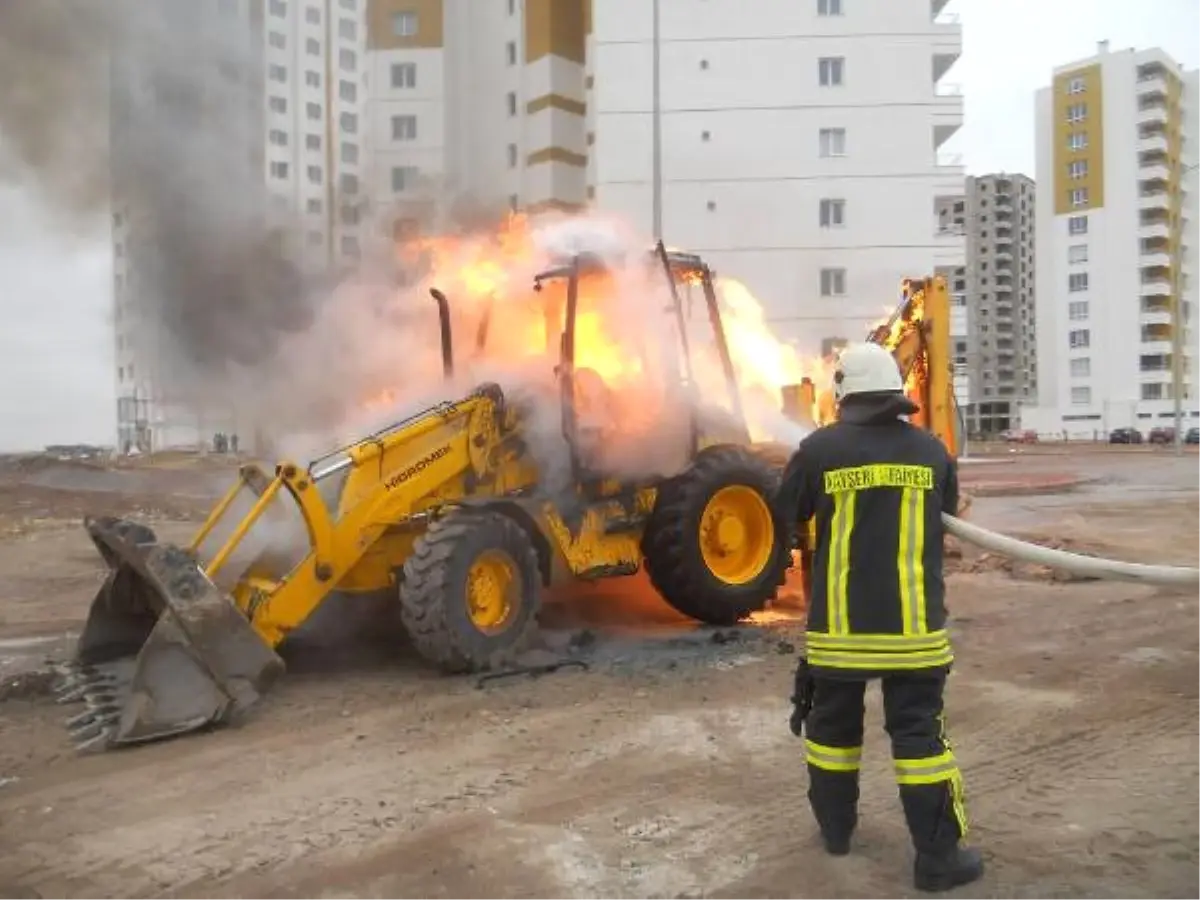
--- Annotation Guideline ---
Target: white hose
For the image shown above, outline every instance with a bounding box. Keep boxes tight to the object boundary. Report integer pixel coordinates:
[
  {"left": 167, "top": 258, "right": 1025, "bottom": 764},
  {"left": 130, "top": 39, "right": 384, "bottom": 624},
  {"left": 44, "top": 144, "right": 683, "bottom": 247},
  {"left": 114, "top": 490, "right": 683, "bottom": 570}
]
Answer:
[{"left": 943, "top": 514, "right": 1200, "bottom": 588}]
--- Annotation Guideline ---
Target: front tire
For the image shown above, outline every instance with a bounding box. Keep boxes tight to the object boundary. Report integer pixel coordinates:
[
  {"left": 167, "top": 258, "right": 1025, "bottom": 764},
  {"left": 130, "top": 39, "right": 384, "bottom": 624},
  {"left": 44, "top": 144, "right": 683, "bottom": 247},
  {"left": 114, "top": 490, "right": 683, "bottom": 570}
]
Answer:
[
  {"left": 641, "top": 445, "right": 791, "bottom": 625},
  {"left": 399, "top": 509, "right": 541, "bottom": 673}
]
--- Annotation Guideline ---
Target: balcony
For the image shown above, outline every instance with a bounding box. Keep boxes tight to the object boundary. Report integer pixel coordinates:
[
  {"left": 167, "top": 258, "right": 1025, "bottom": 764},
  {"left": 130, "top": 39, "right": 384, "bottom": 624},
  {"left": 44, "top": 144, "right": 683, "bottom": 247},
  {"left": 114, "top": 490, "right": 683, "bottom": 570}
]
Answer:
[
  {"left": 1141, "top": 251, "right": 1172, "bottom": 268},
  {"left": 994, "top": 281, "right": 1013, "bottom": 293},
  {"left": 1141, "top": 275, "right": 1173, "bottom": 296},
  {"left": 994, "top": 248, "right": 1014, "bottom": 263},
  {"left": 1140, "top": 166, "right": 1172, "bottom": 188},
  {"left": 1141, "top": 340, "right": 1173, "bottom": 355},
  {"left": 933, "top": 82, "right": 964, "bottom": 147},
  {"left": 1137, "top": 103, "right": 1169, "bottom": 129},
  {"left": 1139, "top": 191, "right": 1171, "bottom": 213},
  {"left": 1140, "top": 221, "right": 1171, "bottom": 240},
  {"left": 931, "top": 11, "right": 962, "bottom": 80},
  {"left": 1139, "top": 134, "right": 1170, "bottom": 156},
  {"left": 1141, "top": 307, "right": 1173, "bottom": 327}
]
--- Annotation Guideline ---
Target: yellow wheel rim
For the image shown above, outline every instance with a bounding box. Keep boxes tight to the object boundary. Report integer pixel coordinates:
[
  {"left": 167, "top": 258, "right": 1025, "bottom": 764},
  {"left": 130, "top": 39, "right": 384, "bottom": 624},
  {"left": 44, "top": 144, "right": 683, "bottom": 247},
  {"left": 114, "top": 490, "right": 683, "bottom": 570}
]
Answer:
[
  {"left": 699, "top": 484, "right": 775, "bottom": 585},
  {"left": 466, "top": 550, "right": 519, "bottom": 633}
]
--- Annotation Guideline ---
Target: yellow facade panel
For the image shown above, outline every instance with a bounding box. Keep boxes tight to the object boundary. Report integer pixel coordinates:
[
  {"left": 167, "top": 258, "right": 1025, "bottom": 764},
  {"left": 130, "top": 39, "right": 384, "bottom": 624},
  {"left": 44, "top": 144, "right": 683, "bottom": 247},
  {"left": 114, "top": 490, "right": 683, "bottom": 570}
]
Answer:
[
  {"left": 1053, "top": 64, "right": 1105, "bottom": 215},
  {"left": 524, "top": 0, "right": 586, "bottom": 64},
  {"left": 367, "top": 0, "right": 444, "bottom": 50}
]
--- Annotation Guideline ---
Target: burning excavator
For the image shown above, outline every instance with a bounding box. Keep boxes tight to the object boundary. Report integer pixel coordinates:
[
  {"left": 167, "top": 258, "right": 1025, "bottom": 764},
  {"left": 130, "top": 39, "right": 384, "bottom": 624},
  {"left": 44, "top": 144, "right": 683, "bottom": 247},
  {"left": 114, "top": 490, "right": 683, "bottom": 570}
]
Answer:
[{"left": 56, "top": 226, "right": 961, "bottom": 753}]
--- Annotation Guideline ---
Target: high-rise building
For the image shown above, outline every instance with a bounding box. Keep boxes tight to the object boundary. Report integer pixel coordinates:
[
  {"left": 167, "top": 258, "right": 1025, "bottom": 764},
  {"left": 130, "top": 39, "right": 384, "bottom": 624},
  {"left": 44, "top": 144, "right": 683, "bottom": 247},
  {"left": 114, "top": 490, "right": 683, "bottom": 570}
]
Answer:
[
  {"left": 1026, "top": 42, "right": 1198, "bottom": 437},
  {"left": 363, "top": 0, "right": 966, "bottom": 353},
  {"left": 112, "top": 0, "right": 368, "bottom": 453},
  {"left": 947, "top": 173, "right": 1037, "bottom": 437}
]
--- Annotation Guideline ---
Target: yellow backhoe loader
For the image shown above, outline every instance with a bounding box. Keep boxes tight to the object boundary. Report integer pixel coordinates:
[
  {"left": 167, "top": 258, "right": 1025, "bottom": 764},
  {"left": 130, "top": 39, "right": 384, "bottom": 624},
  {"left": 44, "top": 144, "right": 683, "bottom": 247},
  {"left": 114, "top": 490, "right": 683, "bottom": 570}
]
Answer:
[{"left": 58, "top": 243, "right": 793, "bottom": 752}]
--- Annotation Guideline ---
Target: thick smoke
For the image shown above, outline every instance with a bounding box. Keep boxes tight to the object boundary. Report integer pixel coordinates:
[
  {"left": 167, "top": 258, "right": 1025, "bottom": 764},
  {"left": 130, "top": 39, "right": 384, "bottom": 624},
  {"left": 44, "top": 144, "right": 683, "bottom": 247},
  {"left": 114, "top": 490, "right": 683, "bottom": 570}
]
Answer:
[{"left": 0, "top": 1, "right": 346, "bottom": 417}]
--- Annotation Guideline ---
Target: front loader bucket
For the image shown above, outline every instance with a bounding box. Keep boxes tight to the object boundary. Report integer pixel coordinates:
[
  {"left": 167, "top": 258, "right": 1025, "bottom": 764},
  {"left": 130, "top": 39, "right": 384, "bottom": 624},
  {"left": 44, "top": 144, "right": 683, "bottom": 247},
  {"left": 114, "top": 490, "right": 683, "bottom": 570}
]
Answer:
[{"left": 56, "top": 515, "right": 285, "bottom": 753}]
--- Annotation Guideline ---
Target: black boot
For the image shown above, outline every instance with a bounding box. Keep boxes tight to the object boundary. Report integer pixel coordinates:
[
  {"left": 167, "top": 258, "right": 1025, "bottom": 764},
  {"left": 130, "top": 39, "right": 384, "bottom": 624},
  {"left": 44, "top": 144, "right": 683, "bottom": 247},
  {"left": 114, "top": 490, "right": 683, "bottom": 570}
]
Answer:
[
  {"left": 821, "top": 832, "right": 852, "bottom": 856},
  {"left": 913, "top": 845, "right": 984, "bottom": 892},
  {"left": 808, "top": 767, "right": 859, "bottom": 857}
]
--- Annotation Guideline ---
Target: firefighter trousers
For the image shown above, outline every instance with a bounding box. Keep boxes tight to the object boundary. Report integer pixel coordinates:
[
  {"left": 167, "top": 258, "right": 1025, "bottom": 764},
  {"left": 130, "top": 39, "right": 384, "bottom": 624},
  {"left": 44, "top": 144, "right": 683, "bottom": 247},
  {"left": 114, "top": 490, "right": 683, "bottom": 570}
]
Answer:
[{"left": 802, "top": 671, "right": 969, "bottom": 855}]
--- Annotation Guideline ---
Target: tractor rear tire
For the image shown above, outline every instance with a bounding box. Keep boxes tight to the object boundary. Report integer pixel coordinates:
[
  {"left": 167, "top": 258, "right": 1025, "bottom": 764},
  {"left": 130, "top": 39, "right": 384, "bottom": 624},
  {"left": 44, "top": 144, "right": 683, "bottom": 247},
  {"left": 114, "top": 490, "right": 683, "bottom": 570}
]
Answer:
[
  {"left": 400, "top": 509, "right": 541, "bottom": 674},
  {"left": 642, "top": 445, "right": 791, "bottom": 626}
]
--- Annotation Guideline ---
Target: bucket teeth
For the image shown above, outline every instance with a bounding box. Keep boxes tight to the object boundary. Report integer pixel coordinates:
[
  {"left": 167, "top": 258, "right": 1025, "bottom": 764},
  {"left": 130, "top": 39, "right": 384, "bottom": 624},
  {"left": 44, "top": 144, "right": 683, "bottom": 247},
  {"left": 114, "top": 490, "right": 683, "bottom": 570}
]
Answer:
[{"left": 66, "top": 706, "right": 120, "bottom": 730}]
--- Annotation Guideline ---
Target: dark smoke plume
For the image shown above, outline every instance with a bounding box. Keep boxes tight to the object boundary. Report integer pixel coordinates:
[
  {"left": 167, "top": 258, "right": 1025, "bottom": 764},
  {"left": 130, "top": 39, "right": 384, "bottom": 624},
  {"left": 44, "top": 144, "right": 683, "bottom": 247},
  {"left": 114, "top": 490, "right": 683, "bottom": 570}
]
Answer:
[{"left": 0, "top": 0, "right": 320, "bottom": 394}]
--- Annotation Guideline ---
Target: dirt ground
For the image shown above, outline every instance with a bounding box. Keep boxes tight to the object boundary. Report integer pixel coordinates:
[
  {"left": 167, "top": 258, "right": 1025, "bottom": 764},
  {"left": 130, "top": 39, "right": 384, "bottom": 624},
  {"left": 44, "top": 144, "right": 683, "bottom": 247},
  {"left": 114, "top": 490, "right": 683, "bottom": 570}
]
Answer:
[{"left": 0, "top": 446, "right": 1196, "bottom": 899}]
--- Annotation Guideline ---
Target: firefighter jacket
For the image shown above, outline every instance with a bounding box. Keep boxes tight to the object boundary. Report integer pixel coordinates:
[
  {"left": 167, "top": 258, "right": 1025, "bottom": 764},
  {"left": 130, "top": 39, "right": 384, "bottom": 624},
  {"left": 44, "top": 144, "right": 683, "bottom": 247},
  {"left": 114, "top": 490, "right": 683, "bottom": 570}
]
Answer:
[{"left": 778, "top": 393, "right": 959, "bottom": 678}]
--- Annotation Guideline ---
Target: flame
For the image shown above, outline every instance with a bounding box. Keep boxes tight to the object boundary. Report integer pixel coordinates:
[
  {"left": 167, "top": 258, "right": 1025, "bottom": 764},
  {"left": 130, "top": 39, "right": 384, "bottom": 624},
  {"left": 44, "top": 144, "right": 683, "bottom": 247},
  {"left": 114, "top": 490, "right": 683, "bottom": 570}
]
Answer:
[{"left": 371, "top": 212, "right": 844, "bottom": 445}]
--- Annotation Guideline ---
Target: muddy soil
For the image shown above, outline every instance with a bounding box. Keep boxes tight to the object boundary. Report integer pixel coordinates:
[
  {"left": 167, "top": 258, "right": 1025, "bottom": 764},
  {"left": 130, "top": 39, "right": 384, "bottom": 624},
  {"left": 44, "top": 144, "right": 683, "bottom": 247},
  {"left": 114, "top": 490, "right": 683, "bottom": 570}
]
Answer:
[{"left": 0, "top": 449, "right": 1196, "bottom": 899}]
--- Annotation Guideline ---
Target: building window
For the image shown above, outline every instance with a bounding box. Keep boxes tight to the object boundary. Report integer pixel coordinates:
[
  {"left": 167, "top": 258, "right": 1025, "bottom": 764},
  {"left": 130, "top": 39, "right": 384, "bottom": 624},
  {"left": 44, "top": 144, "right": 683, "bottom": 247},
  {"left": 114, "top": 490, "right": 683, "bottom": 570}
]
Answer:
[
  {"left": 269, "top": 161, "right": 289, "bottom": 179},
  {"left": 506, "top": 92, "right": 517, "bottom": 117},
  {"left": 1069, "top": 187, "right": 1089, "bottom": 207},
  {"left": 306, "top": 133, "right": 321, "bottom": 151},
  {"left": 268, "top": 63, "right": 287, "bottom": 82},
  {"left": 1068, "top": 272, "right": 1089, "bottom": 292},
  {"left": 1068, "top": 214, "right": 1088, "bottom": 235},
  {"left": 338, "top": 18, "right": 356, "bottom": 40},
  {"left": 307, "top": 38, "right": 321, "bottom": 56},
  {"left": 507, "top": 0, "right": 515, "bottom": 14},
  {"left": 306, "top": 70, "right": 320, "bottom": 87},
  {"left": 340, "top": 0, "right": 355, "bottom": 8},
  {"left": 339, "top": 48, "right": 356, "bottom": 71},
  {"left": 818, "top": 56, "right": 845, "bottom": 87},
  {"left": 268, "top": 31, "right": 286, "bottom": 49},
  {"left": 817, "top": 0, "right": 843, "bottom": 15},
  {"left": 507, "top": 143, "right": 518, "bottom": 168},
  {"left": 819, "top": 127, "right": 846, "bottom": 157},
  {"left": 392, "top": 165, "right": 419, "bottom": 192},
  {"left": 340, "top": 112, "right": 358, "bottom": 133},
  {"left": 269, "top": 0, "right": 286, "bottom": 15},
  {"left": 341, "top": 141, "right": 358, "bottom": 164},
  {"left": 820, "top": 268, "right": 847, "bottom": 297},
  {"left": 268, "top": 129, "right": 288, "bottom": 146},
  {"left": 340, "top": 172, "right": 359, "bottom": 193},
  {"left": 1141, "top": 382, "right": 1167, "bottom": 401},
  {"left": 1070, "top": 357, "right": 1091, "bottom": 377},
  {"left": 307, "top": 165, "right": 323, "bottom": 184},
  {"left": 506, "top": 41, "right": 517, "bottom": 66},
  {"left": 1068, "top": 328, "right": 1090, "bottom": 349},
  {"left": 341, "top": 236, "right": 360, "bottom": 258},
  {"left": 391, "top": 62, "right": 416, "bottom": 88},
  {"left": 342, "top": 204, "right": 360, "bottom": 225},
  {"left": 306, "top": 101, "right": 322, "bottom": 120},
  {"left": 819, "top": 198, "right": 846, "bottom": 228},
  {"left": 1070, "top": 386, "right": 1091, "bottom": 405},
  {"left": 1067, "top": 244, "right": 1088, "bottom": 264},
  {"left": 305, "top": 6, "right": 321, "bottom": 24},
  {"left": 1068, "top": 131, "right": 1088, "bottom": 151},
  {"left": 339, "top": 80, "right": 357, "bottom": 102},
  {"left": 1068, "top": 300, "right": 1089, "bottom": 320},
  {"left": 392, "top": 10, "right": 417, "bottom": 36},
  {"left": 1068, "top": 159, "right": 1088, "bottom": 179},
  {"left": 1066, "top": 103, "right": 1087, "bottom": 123},
  {"left": 1067, "top": 77, "right": 1085, "bottom": 94},
  {"left": 392, "top": 114, "right": 417, "bottom": 140},
  {"left": 306, "top": 230, "right": 324, "bottom": 247},
  {"left": 269, "top": 95, "right": 287, "bottom": 113},
  {"left": 306, "top": 198, "right": 322, "bottom": 214}
]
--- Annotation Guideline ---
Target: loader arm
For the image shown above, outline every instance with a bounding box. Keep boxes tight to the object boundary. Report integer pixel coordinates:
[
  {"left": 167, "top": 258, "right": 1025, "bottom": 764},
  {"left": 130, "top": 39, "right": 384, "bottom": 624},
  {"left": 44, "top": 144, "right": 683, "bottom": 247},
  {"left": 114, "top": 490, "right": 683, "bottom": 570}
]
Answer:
[
  {"left": 57, "top": 385, "right": 521, "bottom": 752},
  {"left": 217, "top": 386, "right": 514, "bottom": 647}
]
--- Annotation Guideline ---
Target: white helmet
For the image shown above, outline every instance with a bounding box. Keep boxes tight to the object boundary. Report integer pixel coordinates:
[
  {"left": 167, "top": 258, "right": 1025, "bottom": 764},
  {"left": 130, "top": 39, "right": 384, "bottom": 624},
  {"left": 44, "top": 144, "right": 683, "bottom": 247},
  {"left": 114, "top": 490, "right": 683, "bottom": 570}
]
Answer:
[{"left": 833, "top": 342, "right": 904, "bottom": 402}]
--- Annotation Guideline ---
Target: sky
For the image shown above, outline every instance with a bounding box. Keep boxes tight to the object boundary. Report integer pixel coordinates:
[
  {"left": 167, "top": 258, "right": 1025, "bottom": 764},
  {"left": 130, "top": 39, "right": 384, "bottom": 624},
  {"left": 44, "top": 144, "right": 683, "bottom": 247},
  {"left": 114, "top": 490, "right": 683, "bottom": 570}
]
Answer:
[
  {"left": 0, "top": 0, "right": 1197, "bottom": 452},
  {"left": 953, "top": 0, "right": 1200, "bottom": 175}
]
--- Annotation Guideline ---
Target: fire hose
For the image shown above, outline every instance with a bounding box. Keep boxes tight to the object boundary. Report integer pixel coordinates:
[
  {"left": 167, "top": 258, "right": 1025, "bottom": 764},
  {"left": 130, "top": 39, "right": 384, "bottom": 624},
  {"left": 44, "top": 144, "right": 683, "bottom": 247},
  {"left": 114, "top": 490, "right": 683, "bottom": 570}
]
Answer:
[{"left": 943, "top": 514, "right": 1200, "bottom": 588}]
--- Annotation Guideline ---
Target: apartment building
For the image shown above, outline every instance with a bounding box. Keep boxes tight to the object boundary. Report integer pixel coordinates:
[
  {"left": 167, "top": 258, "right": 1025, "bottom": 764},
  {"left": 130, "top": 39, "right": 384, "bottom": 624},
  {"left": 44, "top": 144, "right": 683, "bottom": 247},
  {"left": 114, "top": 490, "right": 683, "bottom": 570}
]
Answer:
[
  {"left": 112, "top": 0, "right": 368, "bottom": 452},
  {"left": 942, "top": 173, "right": 1037, "bottom": 437},
  {"left": 1026, "top": 43, "right": 1198, "bottom": 437},
  {"left": 361, "top": 0, "right": 966, "bottom": 355}
]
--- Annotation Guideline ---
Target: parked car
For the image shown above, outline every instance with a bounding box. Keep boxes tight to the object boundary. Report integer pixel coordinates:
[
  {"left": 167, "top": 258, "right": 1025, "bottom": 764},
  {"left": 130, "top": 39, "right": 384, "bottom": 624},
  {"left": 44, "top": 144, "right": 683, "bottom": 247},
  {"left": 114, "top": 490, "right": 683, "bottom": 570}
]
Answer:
[
  {"left": 1108, "top": 427, "right": 1143, "bottom": 444},
  {"left": 1001, "top": 429, "right": 1039, "bottom": 444},
  {"left": 1148, "top": 426, "right": 1176, "bottom": 445},
  {"left": 1186, "top": 427, "right": 1199, "bottom": 445}
]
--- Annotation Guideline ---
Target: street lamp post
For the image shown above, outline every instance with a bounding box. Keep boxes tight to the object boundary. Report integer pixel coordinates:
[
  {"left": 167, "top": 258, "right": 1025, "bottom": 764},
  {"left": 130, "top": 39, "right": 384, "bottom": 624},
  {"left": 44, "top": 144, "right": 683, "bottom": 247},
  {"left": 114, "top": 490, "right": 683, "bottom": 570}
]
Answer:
[
  {"left": 1171, "top": 161, "right": 1197, "bottom": 455},
  {"left": 650, "top": 0, "right": 663, "bottom": 238}
]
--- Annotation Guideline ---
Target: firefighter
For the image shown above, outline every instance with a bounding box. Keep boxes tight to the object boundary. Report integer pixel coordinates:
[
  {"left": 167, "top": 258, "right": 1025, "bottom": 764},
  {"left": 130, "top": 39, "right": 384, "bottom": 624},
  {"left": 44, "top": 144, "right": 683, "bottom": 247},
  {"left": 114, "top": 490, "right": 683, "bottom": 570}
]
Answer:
[{"left": 778, "top": 342, "right": 984, "bottom": 893}]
